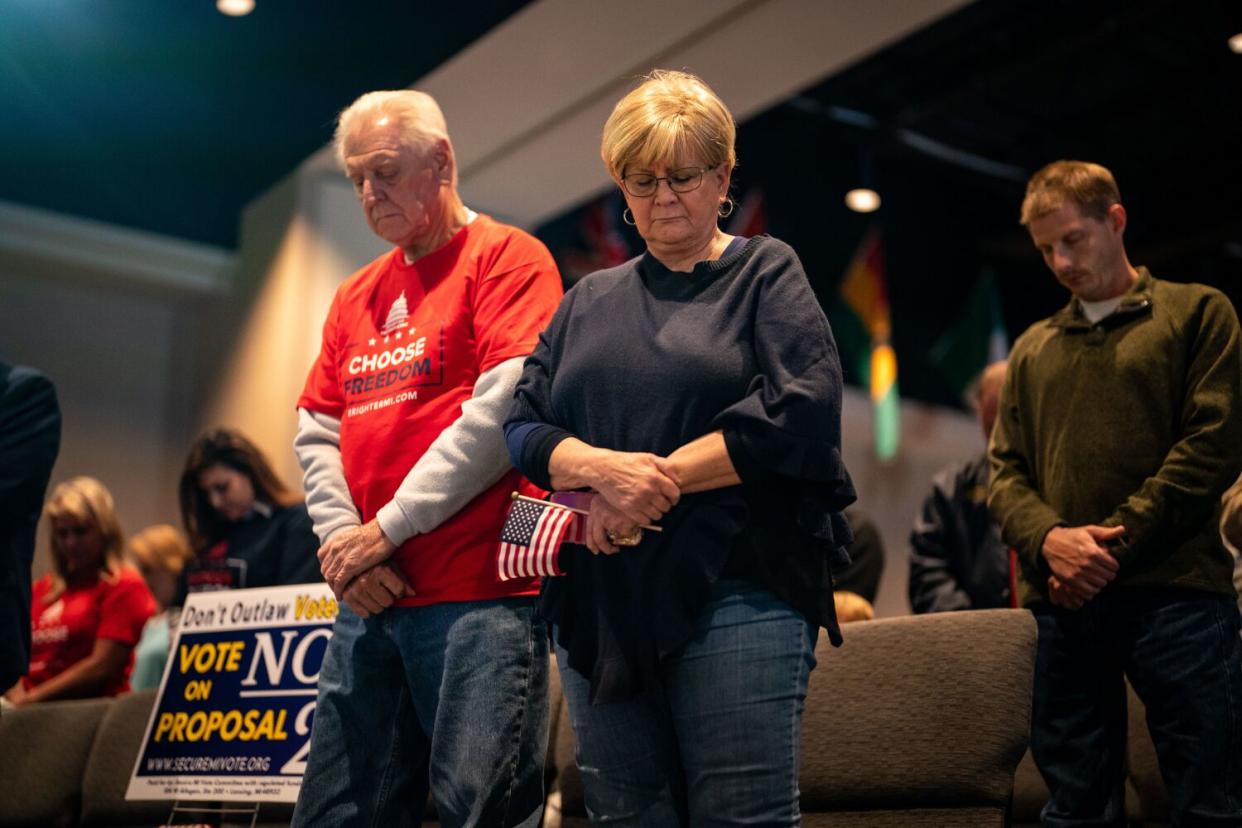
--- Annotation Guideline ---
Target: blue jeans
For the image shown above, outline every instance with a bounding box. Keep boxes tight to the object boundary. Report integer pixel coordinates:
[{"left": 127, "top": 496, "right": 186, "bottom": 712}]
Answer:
[
  {"left": 1032, "top": 589, "right": 1242, "bottom": 827},
  {"left": 556, "top": 578, "right": 818, "bottom": 827},
  {"left": 292, "top": 597, "right": 549, "bottom": 828}
]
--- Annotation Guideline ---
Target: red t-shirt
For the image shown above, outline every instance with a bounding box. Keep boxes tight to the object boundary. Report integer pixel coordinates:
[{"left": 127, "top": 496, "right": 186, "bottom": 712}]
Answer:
[
  {"left": 25, "top": 568, "right": 156, "bottom": 697},
  {"left": 298, "top": 215, "right": 562, "bottom": 605}
]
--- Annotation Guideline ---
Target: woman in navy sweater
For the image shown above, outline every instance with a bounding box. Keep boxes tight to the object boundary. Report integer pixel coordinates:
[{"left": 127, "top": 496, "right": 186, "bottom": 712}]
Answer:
[{"left": 506, "top": 70, "right": 855, "bottom": 826}]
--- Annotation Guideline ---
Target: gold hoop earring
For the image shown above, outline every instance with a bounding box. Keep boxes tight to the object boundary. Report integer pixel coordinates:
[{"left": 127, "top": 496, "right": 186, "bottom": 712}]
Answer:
[
  {"left": 622, "top": 208, "right": 636, "bottom": 226},
  {"left": 718, "top": 198, "right": 735, "bottom": 219}
]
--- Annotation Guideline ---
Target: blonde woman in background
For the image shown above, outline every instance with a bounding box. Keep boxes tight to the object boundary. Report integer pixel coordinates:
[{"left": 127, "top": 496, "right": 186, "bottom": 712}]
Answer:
[
  {"left": 4, "top": 477, "right": 155, "bottom": 704},
  {"left": 128, "top": 524, "right": 195, "bottom": 690}
]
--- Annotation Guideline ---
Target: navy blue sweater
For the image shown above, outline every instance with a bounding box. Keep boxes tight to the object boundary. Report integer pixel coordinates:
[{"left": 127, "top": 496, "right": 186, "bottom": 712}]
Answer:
[{"left": 507, "top": 236, "right": 856, "bottom": 703}]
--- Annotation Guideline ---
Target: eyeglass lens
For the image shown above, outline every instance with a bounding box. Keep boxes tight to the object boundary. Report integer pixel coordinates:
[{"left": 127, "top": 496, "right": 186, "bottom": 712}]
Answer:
[{"left": 623, "top": 167, "right": 705, "bottom": 196}]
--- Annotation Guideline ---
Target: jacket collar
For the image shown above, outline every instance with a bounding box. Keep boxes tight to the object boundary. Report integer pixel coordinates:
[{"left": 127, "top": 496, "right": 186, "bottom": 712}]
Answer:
[{"left": 1048, "top": 267, "right": 1153, "bottom": 331}]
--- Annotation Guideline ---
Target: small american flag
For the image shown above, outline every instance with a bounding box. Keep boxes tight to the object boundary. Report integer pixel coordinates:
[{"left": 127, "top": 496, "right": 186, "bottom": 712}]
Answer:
[{"left": 497, "top": 498, "right": 583, "bottom": 581}]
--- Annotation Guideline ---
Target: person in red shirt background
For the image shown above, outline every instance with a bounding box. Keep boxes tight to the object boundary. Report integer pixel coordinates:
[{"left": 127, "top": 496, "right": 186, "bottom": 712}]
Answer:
[{"left": 4, "top": 476, "right": 155, "bottom": 704}]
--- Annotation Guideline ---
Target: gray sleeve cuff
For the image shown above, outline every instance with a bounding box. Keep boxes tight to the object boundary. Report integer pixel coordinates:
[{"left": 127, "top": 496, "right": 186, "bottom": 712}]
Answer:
[
  {"left": 294, "top": 408, "right": 361, "bottom": 544},
  {"left": 375, "top": 356, "right": 525, "bottom": 545}
]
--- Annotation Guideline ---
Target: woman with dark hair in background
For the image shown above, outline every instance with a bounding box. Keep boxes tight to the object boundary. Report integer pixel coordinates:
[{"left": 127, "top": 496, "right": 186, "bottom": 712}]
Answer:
[
  {"left": 175, "top": 428, "right": 321, "bottom": 605},
  {"left": 4, "top": 476, "right": 155, "bottom": 704}
]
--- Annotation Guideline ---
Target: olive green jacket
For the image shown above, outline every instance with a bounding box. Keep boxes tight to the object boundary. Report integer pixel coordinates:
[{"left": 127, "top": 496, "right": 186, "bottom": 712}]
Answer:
[{"left": 988, "top": 268, "right": 1242, "bottom": 606}]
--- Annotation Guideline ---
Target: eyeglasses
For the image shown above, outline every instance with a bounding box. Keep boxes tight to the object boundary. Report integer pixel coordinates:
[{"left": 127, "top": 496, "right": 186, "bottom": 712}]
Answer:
[{"left": 620, "top": 165, "right": 716, "bottom": 198}]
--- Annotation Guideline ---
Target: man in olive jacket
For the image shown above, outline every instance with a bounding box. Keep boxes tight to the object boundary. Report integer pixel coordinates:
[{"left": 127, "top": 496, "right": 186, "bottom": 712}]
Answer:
[{"left": 989, "top": 160, "right": 1242, "bottom": 826}]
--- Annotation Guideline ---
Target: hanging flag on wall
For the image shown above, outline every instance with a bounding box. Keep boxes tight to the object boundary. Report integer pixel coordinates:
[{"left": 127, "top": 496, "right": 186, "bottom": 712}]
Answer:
[
  {"left": 930, "top": 269, "right": 1009, "bottom": 401},
  {"left": 558, "top": 193, "right": 634, "bottom": 283},
  {"left": 726, "top": 186, "right": 767, "bottom": 238},
  {"left": 829, "top": 228, "right": 900, "bottom": 461}
]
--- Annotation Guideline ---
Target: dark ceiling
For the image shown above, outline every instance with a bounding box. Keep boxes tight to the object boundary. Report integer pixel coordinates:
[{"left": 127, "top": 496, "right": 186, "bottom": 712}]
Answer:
[
  {"left": 771, "top": 0, "right": 1242, "bottom": 403},
  {"left": 0, "top": 0, "right": 530, "bottom": 248},
  {"left": 3, "top": 0, "right": 1240, "bottom": 393},
  {"left": 538, "top": 0, "right": 1242, "bottom": 407},
  {"left": 799, "top": 0, "right": 1242, "bottom": 279}
]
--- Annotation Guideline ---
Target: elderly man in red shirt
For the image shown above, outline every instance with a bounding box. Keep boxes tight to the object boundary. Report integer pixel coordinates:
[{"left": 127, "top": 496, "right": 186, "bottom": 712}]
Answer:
[{"left": 291, "top": 89, "right": 562, "bottom": 828}]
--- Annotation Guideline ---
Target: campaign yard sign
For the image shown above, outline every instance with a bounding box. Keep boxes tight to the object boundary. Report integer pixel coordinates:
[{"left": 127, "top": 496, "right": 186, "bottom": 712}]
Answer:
[{"left": 126, "top": 584, "right": 337, "bottom": 803}]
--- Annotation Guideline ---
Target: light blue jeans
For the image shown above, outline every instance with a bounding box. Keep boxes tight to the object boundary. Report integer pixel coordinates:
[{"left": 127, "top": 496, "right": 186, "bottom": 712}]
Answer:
[
  {"left": 292, "top": 597, "right": 549, "bottom": 828},
  {"left": 556, "top": 578, "right": 818, "bottom": 827}
]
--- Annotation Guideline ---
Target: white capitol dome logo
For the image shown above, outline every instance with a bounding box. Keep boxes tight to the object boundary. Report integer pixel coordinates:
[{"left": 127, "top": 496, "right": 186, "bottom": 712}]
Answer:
[
  {"left": 381, "top": 291, "right": 410, "bottom": 336},
  {"left": 39, "top": 599, "right": 64, "bottom": 624}
]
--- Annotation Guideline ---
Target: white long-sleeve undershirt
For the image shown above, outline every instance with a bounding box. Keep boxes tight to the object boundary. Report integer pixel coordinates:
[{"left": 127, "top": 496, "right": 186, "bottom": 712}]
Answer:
[{"left": 294, "top": 355, "right": 525, "bottom": 546}]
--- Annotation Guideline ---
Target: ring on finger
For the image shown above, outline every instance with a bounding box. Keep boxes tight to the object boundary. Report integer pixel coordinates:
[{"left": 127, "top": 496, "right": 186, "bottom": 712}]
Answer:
[{"left": 605, "top": 528, "right": 643, "bottom": 546}]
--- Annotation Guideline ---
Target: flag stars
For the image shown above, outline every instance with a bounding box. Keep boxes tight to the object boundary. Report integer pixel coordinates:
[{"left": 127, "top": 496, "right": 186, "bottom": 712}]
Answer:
[
  {"left": 395, "top": 331, "right": 403, "bottom": 340},
  {"left": 384, "top": 336, "right": 390, "bottom": 344},
  {"left": 498, "top": 499, "right": 573, "bottom": 580},
  {"left": 368, "top": 338, "right": 376, "bottom": 346}
]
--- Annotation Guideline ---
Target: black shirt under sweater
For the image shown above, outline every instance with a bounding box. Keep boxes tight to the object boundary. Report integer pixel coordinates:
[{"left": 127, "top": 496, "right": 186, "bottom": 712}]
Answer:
[
  {"left": 507, "top": 235, "right": 856, "bottom": 704},
  {"left": 173, "top": 502, "right": 322, "bottom": 607}
]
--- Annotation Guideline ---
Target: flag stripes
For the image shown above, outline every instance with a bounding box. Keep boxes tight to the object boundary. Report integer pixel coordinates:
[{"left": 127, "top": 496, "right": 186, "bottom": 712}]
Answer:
[{"left": 497, "top": 498, "right": 576, "bottom": 581}]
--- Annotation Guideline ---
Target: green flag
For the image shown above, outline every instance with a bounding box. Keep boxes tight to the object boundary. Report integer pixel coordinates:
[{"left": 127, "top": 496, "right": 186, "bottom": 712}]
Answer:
[{"left": 931, "top": 270, "right": 1009, "bottom": 400}]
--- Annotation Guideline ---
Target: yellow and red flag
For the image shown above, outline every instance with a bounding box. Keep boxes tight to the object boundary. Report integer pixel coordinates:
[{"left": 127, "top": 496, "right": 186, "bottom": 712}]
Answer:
[{"left": 829, "top": 228, "right": 900, "bottom": 460}]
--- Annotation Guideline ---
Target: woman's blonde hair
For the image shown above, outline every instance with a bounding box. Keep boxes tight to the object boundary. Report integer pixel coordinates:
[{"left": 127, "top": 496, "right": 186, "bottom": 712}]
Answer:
[
  {"left": 601, "top": 70, "right": 737, "bottom": 182},
  {"left": 128, "top": 524, "right": 195, "bottom": 578},
  {"left": 43, "top": 476, "right": 125, "bottom": 602}
]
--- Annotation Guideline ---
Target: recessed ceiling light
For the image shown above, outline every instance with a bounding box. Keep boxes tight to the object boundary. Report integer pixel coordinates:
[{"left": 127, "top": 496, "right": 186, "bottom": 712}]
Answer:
[
  {"left": 217, "top": 0, "right": 255, "bottom": 17},
  {"left": 1229, "top": 32, "right": 1242, "bottom": 54},
  {"left": 845, "top": 188, "right": 882, "bottom": 213}
]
